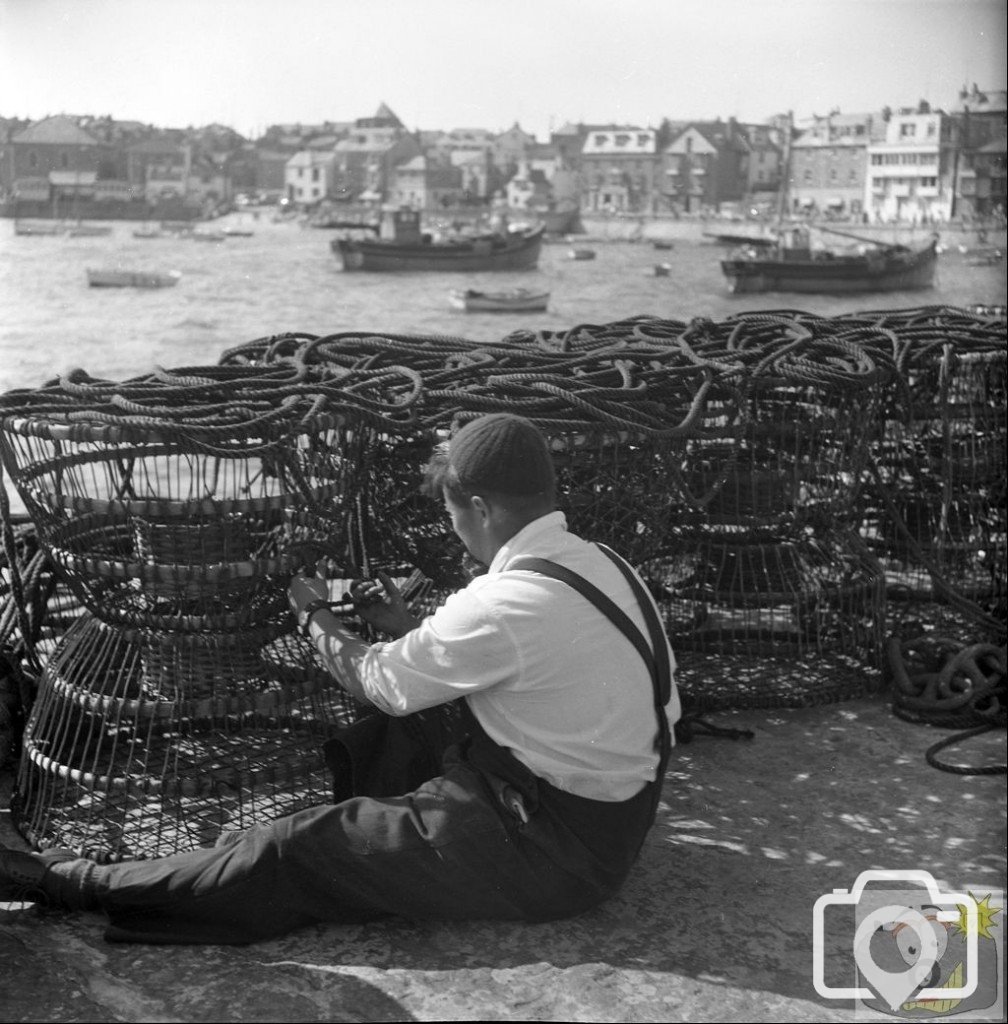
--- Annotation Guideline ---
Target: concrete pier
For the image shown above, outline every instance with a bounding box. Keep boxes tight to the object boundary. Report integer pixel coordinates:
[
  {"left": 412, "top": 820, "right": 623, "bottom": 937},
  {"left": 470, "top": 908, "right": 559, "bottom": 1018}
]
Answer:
[{"left": 2, "top": 695, "right": 1005, "bottom": 1022}]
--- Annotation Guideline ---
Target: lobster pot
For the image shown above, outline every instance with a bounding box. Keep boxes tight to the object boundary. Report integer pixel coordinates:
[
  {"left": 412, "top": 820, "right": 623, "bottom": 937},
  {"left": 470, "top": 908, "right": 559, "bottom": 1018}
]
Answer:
[
  {"left": 550, "top": 430, "right": 678, "bottom": 567},
  {"left": 863, "top": 348, "right": 1007, "bottom": 603},
  {"left": 346, "top": 427, "right": 469, "bottom": 592},
  {"left": 685, "top": 374, "right": 883, "bottom": 527},
  {"left": 646, "top": 528, "right": 884, "bottom": 656},
  {"left": 0, "top": 414, "right": 374, "bottom": 624},
  {"left": 15, "top": 612, "right": 363, "bottom": 860}
]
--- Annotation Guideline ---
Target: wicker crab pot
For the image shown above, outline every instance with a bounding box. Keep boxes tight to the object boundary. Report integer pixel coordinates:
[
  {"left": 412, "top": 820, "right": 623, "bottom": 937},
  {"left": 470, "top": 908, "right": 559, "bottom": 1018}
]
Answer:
[
  {"left": 0, "top": 363, "right": 422, "bottom": 860},
  {"left": 859, "top": 330, "right": 1007, "bottom": 607},
  {"left": 628, "top": 315, "right": 895, "bottom": 709}
]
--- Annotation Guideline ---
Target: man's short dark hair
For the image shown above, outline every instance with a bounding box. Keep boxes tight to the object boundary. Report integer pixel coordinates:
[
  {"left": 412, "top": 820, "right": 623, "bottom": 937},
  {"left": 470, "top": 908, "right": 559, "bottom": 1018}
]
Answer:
[{"left": 421, "top": 415, "right": 557, "bottom": 512}]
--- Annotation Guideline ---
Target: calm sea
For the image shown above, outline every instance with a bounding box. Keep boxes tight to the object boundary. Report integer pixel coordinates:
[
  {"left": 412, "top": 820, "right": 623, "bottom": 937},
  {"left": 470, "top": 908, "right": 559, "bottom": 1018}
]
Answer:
[{"left": 2, "top": 213, "right": 1005, "bottom": 397}]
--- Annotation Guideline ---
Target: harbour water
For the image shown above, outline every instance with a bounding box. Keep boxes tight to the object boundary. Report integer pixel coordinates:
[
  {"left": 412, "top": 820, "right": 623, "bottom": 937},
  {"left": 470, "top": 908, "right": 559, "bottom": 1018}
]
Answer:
[{"left": 2, "top": 214, "right": 1005, "bottom": 396}]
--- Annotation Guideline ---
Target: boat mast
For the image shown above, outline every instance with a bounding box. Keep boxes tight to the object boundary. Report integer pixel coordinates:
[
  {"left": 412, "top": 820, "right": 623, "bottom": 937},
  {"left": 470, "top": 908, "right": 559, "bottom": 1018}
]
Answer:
[{"left": 775, "top": 110, "right": 793, "bottom": 230}]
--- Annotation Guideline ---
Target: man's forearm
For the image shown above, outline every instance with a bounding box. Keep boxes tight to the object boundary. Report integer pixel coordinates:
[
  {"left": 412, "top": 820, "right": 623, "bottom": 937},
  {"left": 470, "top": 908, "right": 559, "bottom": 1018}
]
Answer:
[{"left": 303, "top": 609, "right": 375, "bottom": 706}]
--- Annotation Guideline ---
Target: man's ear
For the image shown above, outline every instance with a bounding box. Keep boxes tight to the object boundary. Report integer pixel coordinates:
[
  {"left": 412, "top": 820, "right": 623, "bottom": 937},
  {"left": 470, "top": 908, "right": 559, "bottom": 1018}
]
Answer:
[{"left": 471, "top": 494, "right": 490, "bottom": 523}]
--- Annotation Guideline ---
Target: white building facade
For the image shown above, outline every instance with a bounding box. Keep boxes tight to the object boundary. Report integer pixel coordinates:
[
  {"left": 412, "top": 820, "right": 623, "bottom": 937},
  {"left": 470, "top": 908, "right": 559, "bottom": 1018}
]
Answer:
[
  {"left": 865, "top": 111, "right": 955, "bottom": 223},
  {"left": 284, "top": 150, "right": 335, "bottom": 206}
]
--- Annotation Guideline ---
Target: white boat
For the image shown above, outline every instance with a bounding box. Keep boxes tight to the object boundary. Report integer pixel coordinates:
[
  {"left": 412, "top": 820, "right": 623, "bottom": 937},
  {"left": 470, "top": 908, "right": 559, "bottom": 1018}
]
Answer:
[
  {"left": 86, "top": 268, "right": 181, "bottom": 289},
  {"left": 14, "top": 220, "right": 64, "bottom": 236},
  {"left": 568, "top": 248, "right": 597, "bottom": 261},
  {"left": 449, "top": 287, "right": 550, "bottom": 313}
]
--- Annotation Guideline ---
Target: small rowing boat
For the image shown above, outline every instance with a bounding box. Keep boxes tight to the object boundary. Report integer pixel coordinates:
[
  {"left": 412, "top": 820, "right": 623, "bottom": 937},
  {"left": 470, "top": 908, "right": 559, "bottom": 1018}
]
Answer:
[
  {"left": 568, "top": 248, "right": 596, "bottom": 261},
  {"left": 86, "top": 268, "right": 181, "bottom": 289},
  {"left": 449, "top": 287, "right": 550, "bottom": 313}
]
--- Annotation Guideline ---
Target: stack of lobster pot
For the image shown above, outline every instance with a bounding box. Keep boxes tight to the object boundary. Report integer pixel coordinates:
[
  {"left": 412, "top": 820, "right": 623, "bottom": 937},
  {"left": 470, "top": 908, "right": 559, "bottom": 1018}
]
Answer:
[{"left": 0, "top": 365, "right": 378, "bottom": 860}]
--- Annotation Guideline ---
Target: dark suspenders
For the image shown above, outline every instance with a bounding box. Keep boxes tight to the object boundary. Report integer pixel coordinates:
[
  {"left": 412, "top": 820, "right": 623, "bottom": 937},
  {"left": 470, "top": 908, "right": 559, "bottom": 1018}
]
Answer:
[{"left": 508, "top": 544, "right": 673, "bottom": 776}]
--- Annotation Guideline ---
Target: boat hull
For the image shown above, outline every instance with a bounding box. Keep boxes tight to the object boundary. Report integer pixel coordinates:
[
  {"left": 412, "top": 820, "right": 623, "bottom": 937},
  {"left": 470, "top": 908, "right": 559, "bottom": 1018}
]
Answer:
[
  {"left": 333, "top": 226, "right": 544, "bottom": 272},
  {"left": 449, "top": 289, "right": 549, "bottom": 312},
  {"left": 87, "top": 269, "right": 180, "bottom": 288},
  {"left": 720, "top": 240, "right": 939, "bottom": 295}
]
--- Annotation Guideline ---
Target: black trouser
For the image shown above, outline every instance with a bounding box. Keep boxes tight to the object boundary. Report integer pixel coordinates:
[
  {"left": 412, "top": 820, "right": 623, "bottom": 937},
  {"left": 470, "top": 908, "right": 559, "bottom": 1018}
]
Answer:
[{"left": 47, "top": 708, "right": 661, "bottom": 945}]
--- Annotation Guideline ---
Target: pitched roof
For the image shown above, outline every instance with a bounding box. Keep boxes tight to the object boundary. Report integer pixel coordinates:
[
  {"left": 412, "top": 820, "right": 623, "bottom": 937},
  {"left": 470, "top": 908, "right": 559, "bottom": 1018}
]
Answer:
[{"left": 13, "top": 115, "right": 101, "bottom": 146}]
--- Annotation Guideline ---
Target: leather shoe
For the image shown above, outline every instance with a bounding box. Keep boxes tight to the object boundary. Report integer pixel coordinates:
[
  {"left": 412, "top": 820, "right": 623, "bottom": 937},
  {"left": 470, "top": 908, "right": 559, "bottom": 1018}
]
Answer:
[{"left": 0, "top": 842, "right": 76, "bottom": 904}]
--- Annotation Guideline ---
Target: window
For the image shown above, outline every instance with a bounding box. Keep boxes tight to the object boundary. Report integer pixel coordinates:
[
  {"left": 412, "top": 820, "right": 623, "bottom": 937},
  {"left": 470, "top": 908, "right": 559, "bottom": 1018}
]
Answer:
[
  {"left": 29, "top": 150, "right": 37, "bottom": 168},
  {"left": 900, "top": 122, "right": 916, "bottom": 138},
  {"left": 312, "top": 167, "right": 319, "bottom": 182},
  {"left": 637, "top": 134, "right": 649, "bottom": 147},
  {"left": 60, "top": 152, "right": 69, "bottom": 168},
  {"left": 614, "top": 134, "right": 630, "bottom": 147},
  {"left": 594, "top": 135, "right": 607, "bottom": 146}
]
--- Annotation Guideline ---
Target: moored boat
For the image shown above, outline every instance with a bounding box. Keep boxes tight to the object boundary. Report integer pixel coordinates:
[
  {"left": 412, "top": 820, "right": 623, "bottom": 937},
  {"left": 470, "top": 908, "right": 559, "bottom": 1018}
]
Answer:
[
  {"left": 448, "top": 287, "right": 550, "bottom": 313},
  {"left": 568, "top": 248, "right": 596, "bottom": 261},
  {"left": 14, "top": 220, "right": 64, "bottom": 236},
  {"left": 86, "top": 268, "right": 181, "bottom": 288},
  {"left": 332, "top": 208, "right": 543, "bottom": 272},
  {"left": 720, "top": 227, "right": 940, "bottom": 295},
  {"left": 651, "top": 262, "right": 672, "bottom": 277},
  {"left": 66, "top": 222, "right": 113, "bottom": 237}
]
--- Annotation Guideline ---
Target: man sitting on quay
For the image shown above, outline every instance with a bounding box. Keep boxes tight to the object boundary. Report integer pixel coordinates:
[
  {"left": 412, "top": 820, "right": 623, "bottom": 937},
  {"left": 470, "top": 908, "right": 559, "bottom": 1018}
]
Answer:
[{"left": 1, "top": 412, "right": 681, "bottom": 945}]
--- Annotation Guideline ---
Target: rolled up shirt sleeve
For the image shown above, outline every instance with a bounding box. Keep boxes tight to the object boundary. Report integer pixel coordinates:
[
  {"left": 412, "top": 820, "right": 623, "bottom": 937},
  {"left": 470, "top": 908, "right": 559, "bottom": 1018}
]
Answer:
[{"left": 357, "top": 585, "right": 522, "bottom": 716}]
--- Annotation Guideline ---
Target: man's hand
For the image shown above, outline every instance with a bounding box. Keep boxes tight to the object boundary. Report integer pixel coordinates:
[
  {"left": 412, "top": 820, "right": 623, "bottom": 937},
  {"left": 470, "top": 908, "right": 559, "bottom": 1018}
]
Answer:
[
  {"left": 288, "top": 572, "right": 328, "bottom": 623},
  {"left": 351, "top": 571, "right": 421, "bottom": 639}
]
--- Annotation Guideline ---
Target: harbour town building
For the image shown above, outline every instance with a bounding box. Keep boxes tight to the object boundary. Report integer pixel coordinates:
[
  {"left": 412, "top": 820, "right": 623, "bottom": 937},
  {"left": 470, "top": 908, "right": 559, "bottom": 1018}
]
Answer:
[
  {"left": 950, "top": 85, "right": 1007, "bottom": 218},
  {"left": 787, "top": 111, "right": 884, "bottom": 219},
  {"left": 660, "top": 121, "right": 750, "bottom": 215},
  {"left": 865, "top": 107, "right": 957, "bottom": 223},
  {"left": 581, "top": 126, "right": 657, "bottom": 214}
]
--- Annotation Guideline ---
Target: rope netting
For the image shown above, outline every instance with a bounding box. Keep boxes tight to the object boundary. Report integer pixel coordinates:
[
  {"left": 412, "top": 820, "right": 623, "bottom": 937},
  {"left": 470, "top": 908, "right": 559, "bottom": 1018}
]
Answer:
[{"left": 0, "top": 305, "right": 1004, "bottom": 856}]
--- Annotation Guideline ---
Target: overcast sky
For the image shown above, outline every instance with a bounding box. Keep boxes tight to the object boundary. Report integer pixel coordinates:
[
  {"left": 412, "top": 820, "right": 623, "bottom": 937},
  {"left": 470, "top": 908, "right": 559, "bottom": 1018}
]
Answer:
[{"left": 1, "top": 0, "right": 1004, "bottom": 139}]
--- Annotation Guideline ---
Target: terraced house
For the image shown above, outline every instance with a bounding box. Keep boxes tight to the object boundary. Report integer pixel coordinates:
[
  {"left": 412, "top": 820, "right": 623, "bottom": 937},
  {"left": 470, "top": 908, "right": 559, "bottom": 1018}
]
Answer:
[
  {"left": 866, "top": 105, "right": 957, "bottom": 223},
  {"left": 581, "top": 126, "right": 657, "bottom": 213},
  {"left": 788, "top": 111, "right": 885, "bottom": 219}
]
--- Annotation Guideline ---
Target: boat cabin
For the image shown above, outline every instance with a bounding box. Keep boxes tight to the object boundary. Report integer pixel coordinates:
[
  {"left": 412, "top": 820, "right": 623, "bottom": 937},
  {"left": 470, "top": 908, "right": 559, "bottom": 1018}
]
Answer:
[
  {"left": 777, "top": 225, "right": 812, "bottom": 260},
  {"left": 380, "top": 207, "right": 424, "bottom": 244}
]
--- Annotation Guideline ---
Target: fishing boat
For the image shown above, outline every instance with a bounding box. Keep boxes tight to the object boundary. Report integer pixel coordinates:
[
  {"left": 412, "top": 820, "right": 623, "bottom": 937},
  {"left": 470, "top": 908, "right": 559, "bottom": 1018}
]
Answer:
[
  {"left": 448, "top": 287, "right": 550, "bottom": 313},
  {"left": 718, "top": 112, "right": 938, "bottom": 296},
  {"left": 965, "top": 246, "right": 1004, "bottom": 267},
  {"left": 652, "top": 240, "right": 674, "bottom": 251},
  {"left": 86, "top": 268, "right": 181, "bottom": 288},
  {"left": 66, "top": 222, "right": 113, "bottom": 237},
  {"left": 703, "top": 230, "right": 777, "bottom": 247},
  {"left": 332, "top": 208, "right": 543, "bottom": 272},
  {"left": 720, "top": 227, "right": 940, "bottom": 295},
  {"left": 568, "top": 248, "right": 597, "bottom": 261},
  {"left": 14, "top": 219, "right": 64, "bottom": 236}
]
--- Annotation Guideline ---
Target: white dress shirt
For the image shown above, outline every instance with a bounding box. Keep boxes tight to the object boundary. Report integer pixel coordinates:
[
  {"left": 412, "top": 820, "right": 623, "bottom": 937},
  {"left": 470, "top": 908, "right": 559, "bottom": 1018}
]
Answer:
[{"left": 359, "top": 511, "right": 681, "bottom": 802}]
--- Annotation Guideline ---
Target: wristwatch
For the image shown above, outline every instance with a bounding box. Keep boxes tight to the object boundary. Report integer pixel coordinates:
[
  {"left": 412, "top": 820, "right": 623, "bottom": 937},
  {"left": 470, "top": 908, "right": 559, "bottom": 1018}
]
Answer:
[{"left": 299, "top": 598, "right": 332, "bottom": 638}]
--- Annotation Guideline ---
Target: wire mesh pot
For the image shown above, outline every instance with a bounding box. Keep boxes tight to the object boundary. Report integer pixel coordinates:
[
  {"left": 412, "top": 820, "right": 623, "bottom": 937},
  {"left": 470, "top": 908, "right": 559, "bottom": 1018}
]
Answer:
[{"left": 15, "top": 611, "right": 364, "bottom": 860}]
